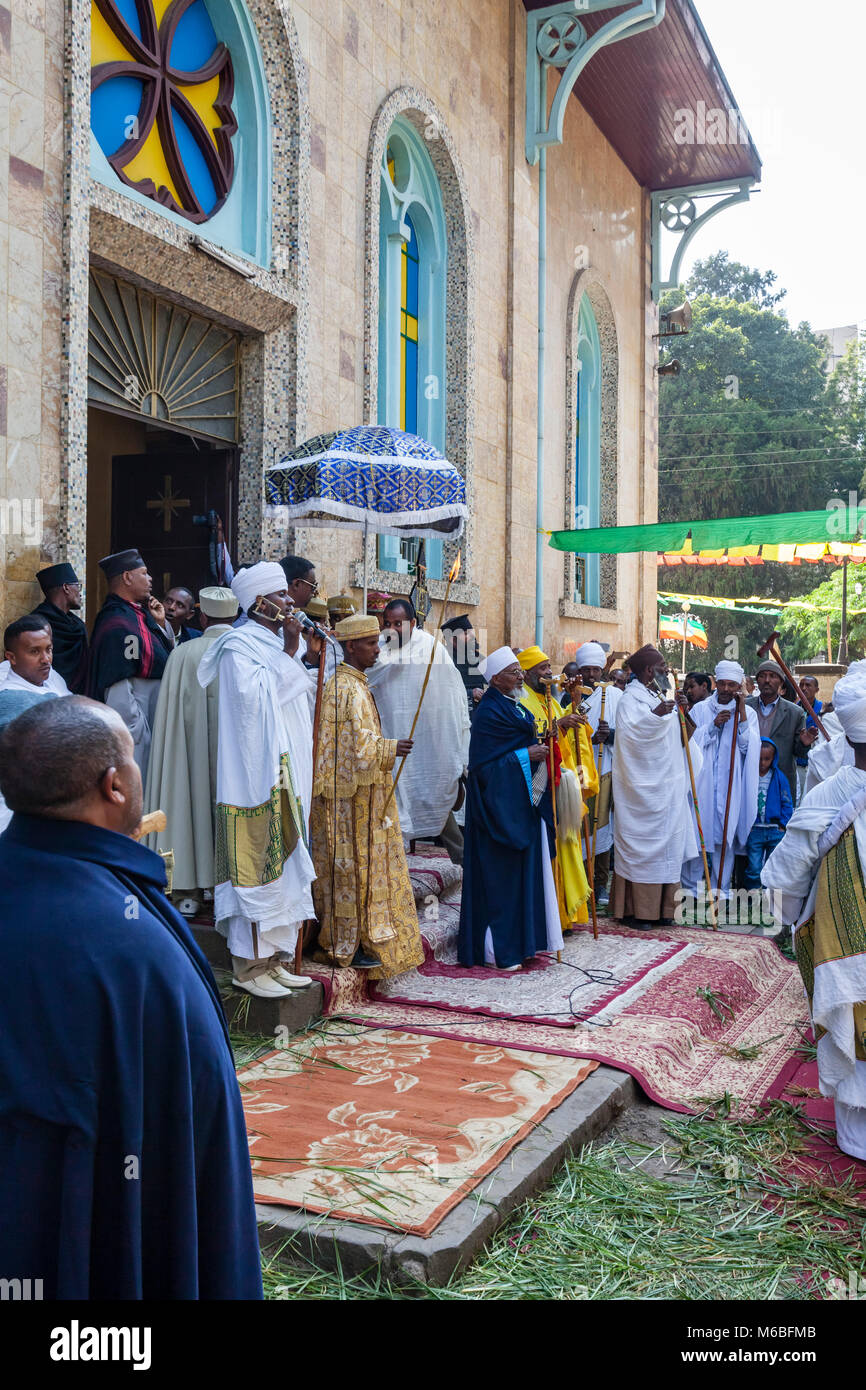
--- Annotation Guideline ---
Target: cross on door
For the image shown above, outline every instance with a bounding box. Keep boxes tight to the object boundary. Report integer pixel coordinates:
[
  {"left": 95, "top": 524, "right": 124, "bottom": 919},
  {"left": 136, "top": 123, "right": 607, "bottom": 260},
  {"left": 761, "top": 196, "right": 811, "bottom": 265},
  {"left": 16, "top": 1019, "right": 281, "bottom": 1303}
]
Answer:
[{"left": 146, "top": 474, "right": 191, "bottom": 532}]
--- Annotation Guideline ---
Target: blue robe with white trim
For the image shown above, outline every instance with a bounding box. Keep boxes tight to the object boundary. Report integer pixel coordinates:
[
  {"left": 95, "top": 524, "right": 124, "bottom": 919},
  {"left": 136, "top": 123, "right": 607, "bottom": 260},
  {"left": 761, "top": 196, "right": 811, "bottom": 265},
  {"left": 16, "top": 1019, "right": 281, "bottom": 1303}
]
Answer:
[
  {"left": 0, "top": 815, "right": 262, "bottom": 1300},
  {"left": 457, "top": 686, "right": 551, "bottom": 968}
]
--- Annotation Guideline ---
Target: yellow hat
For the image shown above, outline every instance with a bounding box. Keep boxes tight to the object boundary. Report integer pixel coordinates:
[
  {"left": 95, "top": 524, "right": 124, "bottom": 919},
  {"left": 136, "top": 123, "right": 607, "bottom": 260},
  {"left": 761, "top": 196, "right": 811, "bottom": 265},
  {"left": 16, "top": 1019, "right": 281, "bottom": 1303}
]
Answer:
[
  {"left": 517, "top": 645, "right": 549, "bottom": 671},
  {"left": 328, "top": 591, "right": 356, "bottom": 617},
  {"left": 335, "top": 613, "right": 380, "bottom": 641},
  {"left": 305, "top": 596, "right": 329, "bottom": 620}
]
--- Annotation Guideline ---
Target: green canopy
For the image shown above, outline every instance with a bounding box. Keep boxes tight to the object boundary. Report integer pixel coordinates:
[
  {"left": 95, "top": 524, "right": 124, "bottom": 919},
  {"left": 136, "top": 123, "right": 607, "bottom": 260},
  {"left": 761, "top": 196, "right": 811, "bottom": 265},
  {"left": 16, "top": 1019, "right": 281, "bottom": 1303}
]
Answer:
[{"left": 548, "top": 507, "right": 866, "bottom": 554}]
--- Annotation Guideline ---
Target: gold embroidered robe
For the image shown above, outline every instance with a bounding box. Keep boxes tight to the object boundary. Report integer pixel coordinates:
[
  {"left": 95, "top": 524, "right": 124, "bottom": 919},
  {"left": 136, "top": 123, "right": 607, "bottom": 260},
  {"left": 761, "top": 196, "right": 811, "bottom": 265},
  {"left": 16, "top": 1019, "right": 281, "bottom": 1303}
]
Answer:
[{"left": 311, "top": 663, "right": 424, "bottom": 978}]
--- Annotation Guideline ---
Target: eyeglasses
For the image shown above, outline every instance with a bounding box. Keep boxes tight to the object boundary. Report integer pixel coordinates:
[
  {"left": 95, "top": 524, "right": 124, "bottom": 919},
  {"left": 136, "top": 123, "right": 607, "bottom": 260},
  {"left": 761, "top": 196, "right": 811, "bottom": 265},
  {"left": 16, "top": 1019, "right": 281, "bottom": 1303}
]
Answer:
[{"left": 295, "top": 576, "right": 318, "bottom": 595}]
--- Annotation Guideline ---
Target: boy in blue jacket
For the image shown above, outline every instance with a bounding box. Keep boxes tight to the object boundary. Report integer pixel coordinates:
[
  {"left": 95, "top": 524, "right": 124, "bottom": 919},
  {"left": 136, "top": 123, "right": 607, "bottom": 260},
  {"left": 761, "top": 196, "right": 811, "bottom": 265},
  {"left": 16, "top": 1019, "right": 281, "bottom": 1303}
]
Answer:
[{"left": 744, "top": 737, "right": 793, "bottom": 889}]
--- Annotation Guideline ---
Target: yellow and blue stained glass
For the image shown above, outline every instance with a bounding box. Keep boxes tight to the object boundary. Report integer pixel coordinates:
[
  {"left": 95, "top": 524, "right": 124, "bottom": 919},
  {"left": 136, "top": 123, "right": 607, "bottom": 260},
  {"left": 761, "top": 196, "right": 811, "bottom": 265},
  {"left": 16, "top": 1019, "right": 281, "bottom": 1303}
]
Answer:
[
  {"left": 400, "top": 213, "right": 419, "bottom": 434},
  {"left": 90, "top": 0, "right": 236, "bottom": 223}
]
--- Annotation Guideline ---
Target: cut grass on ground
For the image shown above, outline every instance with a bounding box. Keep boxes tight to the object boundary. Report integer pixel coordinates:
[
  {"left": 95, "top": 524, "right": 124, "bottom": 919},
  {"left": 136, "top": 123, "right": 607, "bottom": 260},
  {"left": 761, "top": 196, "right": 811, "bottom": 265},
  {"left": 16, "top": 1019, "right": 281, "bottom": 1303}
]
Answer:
[{"left": 259, "top": 1100, "right": 866, "bottom": 1300}]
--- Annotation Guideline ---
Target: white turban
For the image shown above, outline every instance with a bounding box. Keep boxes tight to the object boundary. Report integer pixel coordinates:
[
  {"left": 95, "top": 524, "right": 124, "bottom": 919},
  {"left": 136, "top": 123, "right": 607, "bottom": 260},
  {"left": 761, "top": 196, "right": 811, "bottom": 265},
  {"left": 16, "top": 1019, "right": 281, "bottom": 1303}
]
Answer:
[
  {"left": 481, "top": 646, "right": 520, "bottom": 681},
  {"left": 231, "top": 562, "right": 286, "bottom": 615},
  {"left": 831, "top": 661, "right": 866, "bottom": 742},
  {"left": 574, "top": 642, "right": 606, "bottom": 668},
  {"left": 714, "top": 660, "right": 745, "bottom": 683}
]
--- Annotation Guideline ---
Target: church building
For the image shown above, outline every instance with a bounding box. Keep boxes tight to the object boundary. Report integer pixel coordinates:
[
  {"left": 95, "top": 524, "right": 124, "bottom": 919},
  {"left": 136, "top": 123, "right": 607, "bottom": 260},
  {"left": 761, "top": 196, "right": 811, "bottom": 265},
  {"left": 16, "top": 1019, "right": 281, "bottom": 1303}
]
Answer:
[{"left": 0, "top": 0, "right": 759, "bottom": 658}]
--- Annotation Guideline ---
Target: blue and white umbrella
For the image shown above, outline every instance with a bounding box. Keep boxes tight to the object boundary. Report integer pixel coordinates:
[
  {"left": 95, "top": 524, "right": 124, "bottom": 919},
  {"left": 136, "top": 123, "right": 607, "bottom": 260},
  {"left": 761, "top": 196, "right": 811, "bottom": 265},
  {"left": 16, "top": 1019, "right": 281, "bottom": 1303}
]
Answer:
[{"left": 265, "top": 425, "right": 467, "bottom": 538}]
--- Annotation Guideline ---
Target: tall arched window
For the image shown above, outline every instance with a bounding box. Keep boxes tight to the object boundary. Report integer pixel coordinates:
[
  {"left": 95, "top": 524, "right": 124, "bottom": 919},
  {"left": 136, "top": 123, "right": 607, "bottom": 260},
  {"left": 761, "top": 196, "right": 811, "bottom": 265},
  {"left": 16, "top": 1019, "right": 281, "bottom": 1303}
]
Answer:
[
  {"left": 377, "top": 118, "right": 446, "bottom": 578},
  {"left": 575, "top": 295, "right": 601, "bottom": 606}
]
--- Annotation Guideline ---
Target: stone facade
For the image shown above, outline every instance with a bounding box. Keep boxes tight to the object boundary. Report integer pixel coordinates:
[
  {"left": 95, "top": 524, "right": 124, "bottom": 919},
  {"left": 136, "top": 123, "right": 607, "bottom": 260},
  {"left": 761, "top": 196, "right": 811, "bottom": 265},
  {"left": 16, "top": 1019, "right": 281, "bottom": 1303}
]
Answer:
[{"left": 0, "top": 0, "right": 665, "bottom": 662}]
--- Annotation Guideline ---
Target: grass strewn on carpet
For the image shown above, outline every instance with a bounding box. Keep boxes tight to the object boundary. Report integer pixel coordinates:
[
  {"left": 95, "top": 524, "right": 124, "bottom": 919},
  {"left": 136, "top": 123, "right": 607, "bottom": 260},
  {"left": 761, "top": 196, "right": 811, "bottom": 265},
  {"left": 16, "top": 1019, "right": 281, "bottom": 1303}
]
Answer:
[{"left": 260, "top": 1100, "right": 866, "bottom": 1301}]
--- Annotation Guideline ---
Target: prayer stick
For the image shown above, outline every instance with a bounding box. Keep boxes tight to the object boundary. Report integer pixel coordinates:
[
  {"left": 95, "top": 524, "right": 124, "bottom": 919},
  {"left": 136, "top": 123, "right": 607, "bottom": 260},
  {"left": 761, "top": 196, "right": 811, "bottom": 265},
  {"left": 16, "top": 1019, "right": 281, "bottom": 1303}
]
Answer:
[
  {"left": 589, "top": 682, "right": 608, "bottom": 889},
  {"left": 542, "top": 680, "right": 565, "bottom": 959},
  {"left": 381, "top": 551, "right": 461, "bottom": 819},
  {"left": 296, "top": 644, "right": 330, "bottom": 973},
  {"left": 756, "top": 629, "right": 830, "bottom": 740},
  {"left": 714, "top": 697, "right": 741, "bottom": 913},
  {"left": 668, "top": 671, "right": 716, "bottom": 929}
]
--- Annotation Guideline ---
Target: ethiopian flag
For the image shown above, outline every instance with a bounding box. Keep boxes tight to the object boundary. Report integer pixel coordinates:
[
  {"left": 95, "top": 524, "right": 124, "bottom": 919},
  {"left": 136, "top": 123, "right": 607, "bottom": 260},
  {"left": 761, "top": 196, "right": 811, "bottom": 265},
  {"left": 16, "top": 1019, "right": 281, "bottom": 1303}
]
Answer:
[{"left": 658, "top": 613, "right": 708, "bottom": 650}]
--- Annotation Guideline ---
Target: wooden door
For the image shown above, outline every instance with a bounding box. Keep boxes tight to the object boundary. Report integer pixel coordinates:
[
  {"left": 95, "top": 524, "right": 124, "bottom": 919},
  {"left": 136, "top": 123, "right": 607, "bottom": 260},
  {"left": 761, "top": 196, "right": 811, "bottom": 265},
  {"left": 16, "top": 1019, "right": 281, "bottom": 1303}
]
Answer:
[{"left": 111, "top": 448, "right": 236, "bottom": 598}]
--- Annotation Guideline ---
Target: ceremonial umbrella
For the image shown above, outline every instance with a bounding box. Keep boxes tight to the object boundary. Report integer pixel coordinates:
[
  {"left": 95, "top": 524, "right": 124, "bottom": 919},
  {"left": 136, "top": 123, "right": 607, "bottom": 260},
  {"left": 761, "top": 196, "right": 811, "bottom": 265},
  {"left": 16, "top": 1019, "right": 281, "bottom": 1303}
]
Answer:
[{"left": 265, "top": 425, "right": 467, "bottom": 607}]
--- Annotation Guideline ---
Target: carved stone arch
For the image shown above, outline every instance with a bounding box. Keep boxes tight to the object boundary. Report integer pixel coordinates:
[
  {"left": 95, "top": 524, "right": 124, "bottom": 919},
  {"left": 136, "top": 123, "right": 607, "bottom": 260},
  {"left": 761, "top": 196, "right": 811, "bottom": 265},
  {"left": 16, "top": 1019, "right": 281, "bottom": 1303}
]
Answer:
[
  {"left": 560, "top": 268, "right": 620, "bottom": 618},
  {"left": 358, "top": 87, "right": 478, "bottom": 604}
]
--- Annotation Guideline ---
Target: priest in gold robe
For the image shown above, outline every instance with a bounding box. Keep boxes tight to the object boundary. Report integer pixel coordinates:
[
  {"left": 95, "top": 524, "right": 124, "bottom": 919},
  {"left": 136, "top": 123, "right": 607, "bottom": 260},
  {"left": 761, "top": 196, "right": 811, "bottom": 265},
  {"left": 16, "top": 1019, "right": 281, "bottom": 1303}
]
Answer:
[
  {"left": 311, "top": 613, "right": 425, "bottom": 979},
  {"left": 517, "top": 646, "right": 596, "bottom": 929}
]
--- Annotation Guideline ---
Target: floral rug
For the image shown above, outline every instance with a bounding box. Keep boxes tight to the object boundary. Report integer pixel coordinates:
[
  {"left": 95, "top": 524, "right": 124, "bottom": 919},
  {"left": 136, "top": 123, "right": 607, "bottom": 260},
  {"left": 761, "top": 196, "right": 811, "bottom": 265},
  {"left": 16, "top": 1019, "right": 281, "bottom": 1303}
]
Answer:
[
  {"left": 371, "top": 921, "right": 699, "bottom": 1026},
  {"left": 308, "top": 925, "right": 809, "bottom": 1117},
  {"left": 238, "top": 1026, "right": 597, "bottom": 1235}
]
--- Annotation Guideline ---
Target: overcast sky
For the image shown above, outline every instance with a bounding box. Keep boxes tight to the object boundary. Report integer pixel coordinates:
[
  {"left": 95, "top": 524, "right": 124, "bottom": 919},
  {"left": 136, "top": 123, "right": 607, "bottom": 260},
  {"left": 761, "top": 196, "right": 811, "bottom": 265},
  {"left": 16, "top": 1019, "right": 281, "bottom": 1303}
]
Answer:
[{"left": 681, "top": 0, "right": 865, "bottom": 331}]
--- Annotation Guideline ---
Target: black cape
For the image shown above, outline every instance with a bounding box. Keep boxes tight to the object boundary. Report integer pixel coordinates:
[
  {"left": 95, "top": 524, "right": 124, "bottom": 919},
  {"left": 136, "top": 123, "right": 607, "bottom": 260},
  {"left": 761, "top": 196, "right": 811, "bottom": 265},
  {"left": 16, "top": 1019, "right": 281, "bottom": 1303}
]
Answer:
[
  {"left": 31, "top": 600, "right": 89, "bottom": 694},
  {"left": 457, "top": 686, "right": 551, "bottom": 968},
  {"left": 87, "top": 593, "right": 173, "bottom": 699},
  {"left": 0, "top": 815, "right": 263, "bottom": 1299}
]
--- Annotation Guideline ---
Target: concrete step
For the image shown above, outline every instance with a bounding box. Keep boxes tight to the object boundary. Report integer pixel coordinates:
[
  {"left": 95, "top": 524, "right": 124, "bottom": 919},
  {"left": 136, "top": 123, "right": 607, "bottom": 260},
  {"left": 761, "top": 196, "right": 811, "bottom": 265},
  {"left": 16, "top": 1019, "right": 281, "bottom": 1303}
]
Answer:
[
  {"left": 194, "top": 923, "right": 325, "bottom": 1039},
  {"left": 257, "top": 1063, "right": 636, "bottom": 1287}
]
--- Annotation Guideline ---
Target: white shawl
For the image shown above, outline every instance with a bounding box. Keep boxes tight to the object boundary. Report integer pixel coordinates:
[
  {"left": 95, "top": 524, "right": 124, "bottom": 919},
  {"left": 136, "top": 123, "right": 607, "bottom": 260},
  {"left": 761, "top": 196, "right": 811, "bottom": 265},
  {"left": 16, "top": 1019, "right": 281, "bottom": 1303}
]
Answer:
[
  {"left": 690, "top": 694, "right": 760, "bottom": 852},
  {"left": 365, "top": 627, "right": 470, "bottom": 839},
  {"left": 612, "top": 681, "right": 702, "bottom": 883},
  {"left": 198, "top": 623, "right": 315, "bottom": 930}
]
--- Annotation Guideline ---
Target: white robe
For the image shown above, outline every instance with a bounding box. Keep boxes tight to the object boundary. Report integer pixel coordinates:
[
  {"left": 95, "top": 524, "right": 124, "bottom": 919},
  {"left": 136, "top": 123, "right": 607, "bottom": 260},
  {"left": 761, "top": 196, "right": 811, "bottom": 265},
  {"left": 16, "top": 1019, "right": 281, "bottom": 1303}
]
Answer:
[
  {"left": 804, "top": 710, "right": 853, "bottom": 794},
  {"left": 580, "top": 682, "right": 622, "bottom": 856},
  {"left": 0, "top": 665, "right": 69, "bottom": 833},
  {"left": 198, "top": 623, "right": 315, "bottom": 961},
  {"left": 682, "top": 695, "right": 760, "bottom": 895},
  {"left": 761, "top": 765, "right": 866, "bottom": 1160},
  {"left": 612, "top": 681, "right": 702, "bottom": 884},
  {"left": 365, "top": 628, "right": 470, "bottom": 840}
]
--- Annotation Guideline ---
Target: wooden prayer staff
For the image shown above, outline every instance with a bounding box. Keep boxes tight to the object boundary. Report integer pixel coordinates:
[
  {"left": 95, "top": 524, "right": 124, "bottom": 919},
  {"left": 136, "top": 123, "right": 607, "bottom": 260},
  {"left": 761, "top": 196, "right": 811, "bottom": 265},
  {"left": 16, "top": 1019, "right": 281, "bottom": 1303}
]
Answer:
[
  {"left": 713, "top": 693, "right": 741, "bottom": 911},
  {"left": 540, "top": 680, "right": 565, "bottom": 958},
  {"left": 666, "top": 671, "right": 716, "bottom": 929},
  {"left": 589, "top": 682, "right": 608, "bottom": 881},
  {"left": 381, "top": 551, "right": 461, "bottom": 819},
  {"left": 133, "top": 809, "right": 166, "bottom": 840},
  {"left": 757, "top": 630, "right": 830, "bottom": 741},
  {"left": 295, "top": 639, "right": 329, "bottom": 975}
]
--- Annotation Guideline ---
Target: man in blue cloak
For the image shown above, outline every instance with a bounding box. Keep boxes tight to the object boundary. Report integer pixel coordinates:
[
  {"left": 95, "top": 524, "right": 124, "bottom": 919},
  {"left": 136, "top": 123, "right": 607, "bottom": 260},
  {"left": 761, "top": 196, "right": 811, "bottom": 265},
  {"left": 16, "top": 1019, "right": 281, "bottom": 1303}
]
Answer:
[
  {"left": 0, "top": 696, "right": 262, "bottom": 1300},
  {"left": 457, "top": 646, "right": 560, "bottom": 970}
]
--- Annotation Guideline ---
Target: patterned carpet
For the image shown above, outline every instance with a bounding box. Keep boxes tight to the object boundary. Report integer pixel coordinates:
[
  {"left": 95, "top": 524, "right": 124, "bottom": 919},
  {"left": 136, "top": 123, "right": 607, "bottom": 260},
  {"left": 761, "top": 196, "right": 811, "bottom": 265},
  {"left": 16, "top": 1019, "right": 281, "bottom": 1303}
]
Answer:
[
  {"left": 304, "top": 849, "right": 809, "bottom": 1118},
  {"left": 239, "top": 1027, "right": 597, "bottom": 1235}
]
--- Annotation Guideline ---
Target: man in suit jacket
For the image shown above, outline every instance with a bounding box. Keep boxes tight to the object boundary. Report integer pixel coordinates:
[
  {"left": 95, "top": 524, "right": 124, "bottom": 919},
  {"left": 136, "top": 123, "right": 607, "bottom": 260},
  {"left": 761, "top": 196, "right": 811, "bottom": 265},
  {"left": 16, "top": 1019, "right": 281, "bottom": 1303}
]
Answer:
[{"left": 746, "top": 660, "right": 817, "bottom": 800}]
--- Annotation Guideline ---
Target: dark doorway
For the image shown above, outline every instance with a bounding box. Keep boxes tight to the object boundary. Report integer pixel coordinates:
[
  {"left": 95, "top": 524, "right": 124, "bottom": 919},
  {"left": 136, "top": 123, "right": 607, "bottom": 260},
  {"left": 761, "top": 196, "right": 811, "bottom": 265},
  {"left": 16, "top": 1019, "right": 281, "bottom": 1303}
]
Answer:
[{"left": 111, "top": 443, "right": 236, "bottom": 599}]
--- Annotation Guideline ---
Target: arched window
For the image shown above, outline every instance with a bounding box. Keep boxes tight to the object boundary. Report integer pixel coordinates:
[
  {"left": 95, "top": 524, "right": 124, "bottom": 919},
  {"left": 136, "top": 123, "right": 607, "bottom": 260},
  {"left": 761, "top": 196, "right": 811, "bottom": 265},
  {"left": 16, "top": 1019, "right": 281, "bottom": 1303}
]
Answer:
[
  {"left": 575, "top": 295, "right": 601, "bottom": 606},
  {"left": 377, "top": 118, "right": 446, "bottom": 578},
  {"left": 89, "top": 0, "right": 272, "bottom": 265}
]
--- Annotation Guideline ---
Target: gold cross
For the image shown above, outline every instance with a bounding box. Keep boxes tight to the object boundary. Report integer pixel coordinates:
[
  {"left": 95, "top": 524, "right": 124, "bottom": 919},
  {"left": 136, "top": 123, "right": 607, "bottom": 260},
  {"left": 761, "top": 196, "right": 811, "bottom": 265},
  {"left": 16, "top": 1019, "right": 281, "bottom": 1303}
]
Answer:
[{"left": 146, "top": 475, "right": 190, "bottom": 532}]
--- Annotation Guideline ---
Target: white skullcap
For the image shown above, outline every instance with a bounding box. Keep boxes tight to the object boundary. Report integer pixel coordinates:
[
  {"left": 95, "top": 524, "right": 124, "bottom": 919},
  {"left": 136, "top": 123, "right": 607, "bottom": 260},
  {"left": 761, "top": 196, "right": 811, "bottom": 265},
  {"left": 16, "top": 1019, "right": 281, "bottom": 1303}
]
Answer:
[
  {"left": 714, "top": 660, "right": 745, "bottom": 683},
  {"left": 231, "top": 562, "right": 286, "bottom": 615},
  {"left": 831, "top": 661, "right": 866, "bottom": 742},
  {"left": 199, "top": 585, "right": 238, "bottom": 619},
  {"left": 481, "top": 646, "right": 521, "bottom": 681},
  {"left": 574, "top": 642, "right": 606, "bottom": 668}
]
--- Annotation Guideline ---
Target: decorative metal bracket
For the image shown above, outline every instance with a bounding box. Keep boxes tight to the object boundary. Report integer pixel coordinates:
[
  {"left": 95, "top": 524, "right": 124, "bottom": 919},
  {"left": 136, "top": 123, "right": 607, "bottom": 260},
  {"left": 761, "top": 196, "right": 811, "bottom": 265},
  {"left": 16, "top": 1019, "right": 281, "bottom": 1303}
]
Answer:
[
  {"left": 525, "top": 0, "right": 666, "bottom": 165},
  {"left": 651, "top": 179, "right": 757, "bottom": 300}
]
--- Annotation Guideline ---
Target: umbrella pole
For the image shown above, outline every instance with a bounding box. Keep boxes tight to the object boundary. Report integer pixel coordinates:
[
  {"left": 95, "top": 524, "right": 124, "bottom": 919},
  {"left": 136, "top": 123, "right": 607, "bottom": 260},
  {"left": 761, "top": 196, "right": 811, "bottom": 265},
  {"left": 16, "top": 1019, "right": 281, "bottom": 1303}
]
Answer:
[{"left": 363, "top": 518, "right": 369, "bottom": 612}]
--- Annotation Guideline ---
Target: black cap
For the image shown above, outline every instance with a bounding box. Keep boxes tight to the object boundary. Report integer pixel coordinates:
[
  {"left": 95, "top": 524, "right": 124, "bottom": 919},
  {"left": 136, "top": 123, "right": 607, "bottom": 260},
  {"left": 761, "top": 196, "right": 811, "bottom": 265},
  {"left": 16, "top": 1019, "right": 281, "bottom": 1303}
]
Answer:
[
  {"left": 442, "top": 614, "right": 472, "bottom": 632},
  {"left": 98, "top": 549, "right": 146, "bottom": 580},
  {"left": 36, "top": 562, "right": 78, "bottom": 594}
]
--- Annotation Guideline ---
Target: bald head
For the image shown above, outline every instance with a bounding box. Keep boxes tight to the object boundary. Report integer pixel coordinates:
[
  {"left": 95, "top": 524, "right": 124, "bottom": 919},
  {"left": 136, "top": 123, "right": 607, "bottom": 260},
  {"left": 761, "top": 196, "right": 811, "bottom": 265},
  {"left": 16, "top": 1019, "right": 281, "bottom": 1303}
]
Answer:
[{"left": 0, "top": 696, "right": 142, "bottom": 833}]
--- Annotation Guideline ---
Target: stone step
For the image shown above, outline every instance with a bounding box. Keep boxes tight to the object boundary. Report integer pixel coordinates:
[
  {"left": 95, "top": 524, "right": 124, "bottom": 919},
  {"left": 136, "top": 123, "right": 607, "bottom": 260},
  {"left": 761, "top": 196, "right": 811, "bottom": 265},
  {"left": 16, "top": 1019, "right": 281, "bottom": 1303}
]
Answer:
[{"left": 193, "top": 923, "right": 324, "bottom": 1039}]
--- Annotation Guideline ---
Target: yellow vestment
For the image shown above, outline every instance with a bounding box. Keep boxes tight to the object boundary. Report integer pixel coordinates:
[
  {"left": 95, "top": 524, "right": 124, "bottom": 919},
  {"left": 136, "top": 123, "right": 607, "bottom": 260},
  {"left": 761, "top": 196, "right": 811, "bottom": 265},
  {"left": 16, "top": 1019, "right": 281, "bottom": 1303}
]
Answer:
[
  {"left": 520, "top": 684, "right": 597, "bottom": 927},
  {"left": 311, "top": 663, "right": 424, "bottom": 978}
]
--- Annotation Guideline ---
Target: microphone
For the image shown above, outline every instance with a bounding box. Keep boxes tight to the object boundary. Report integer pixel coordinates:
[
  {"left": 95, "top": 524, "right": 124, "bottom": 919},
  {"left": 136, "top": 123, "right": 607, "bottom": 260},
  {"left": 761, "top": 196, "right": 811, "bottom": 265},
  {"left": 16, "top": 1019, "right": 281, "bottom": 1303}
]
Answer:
[{"left": 294, "top": 608, "right": 337, "bottom": 645}]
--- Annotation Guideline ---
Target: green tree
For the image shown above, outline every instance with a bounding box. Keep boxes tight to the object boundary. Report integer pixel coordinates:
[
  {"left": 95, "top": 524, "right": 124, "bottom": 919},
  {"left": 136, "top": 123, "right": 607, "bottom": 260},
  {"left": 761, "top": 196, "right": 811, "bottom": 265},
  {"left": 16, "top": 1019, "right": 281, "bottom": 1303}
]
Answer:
[
  {"left": 683, "top": 250, "right": 786, "bottom": 309},
  {"left": 776, "top": 565, "right": 866, "bottom": 663}
]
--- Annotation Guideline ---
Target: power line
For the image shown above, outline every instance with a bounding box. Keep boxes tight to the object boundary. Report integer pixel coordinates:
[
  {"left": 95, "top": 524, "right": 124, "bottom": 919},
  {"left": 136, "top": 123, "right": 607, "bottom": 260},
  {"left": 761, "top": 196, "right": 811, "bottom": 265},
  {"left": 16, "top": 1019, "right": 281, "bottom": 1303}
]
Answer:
[
  {"left": 659, "top": 405, "right": 826, "bottom": 419},
  {"left": 660, "top": 445, "right": 856, "bottom": 462},
  {"left": 661, "top": 461, "right": 861, "bottom": 478}
]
